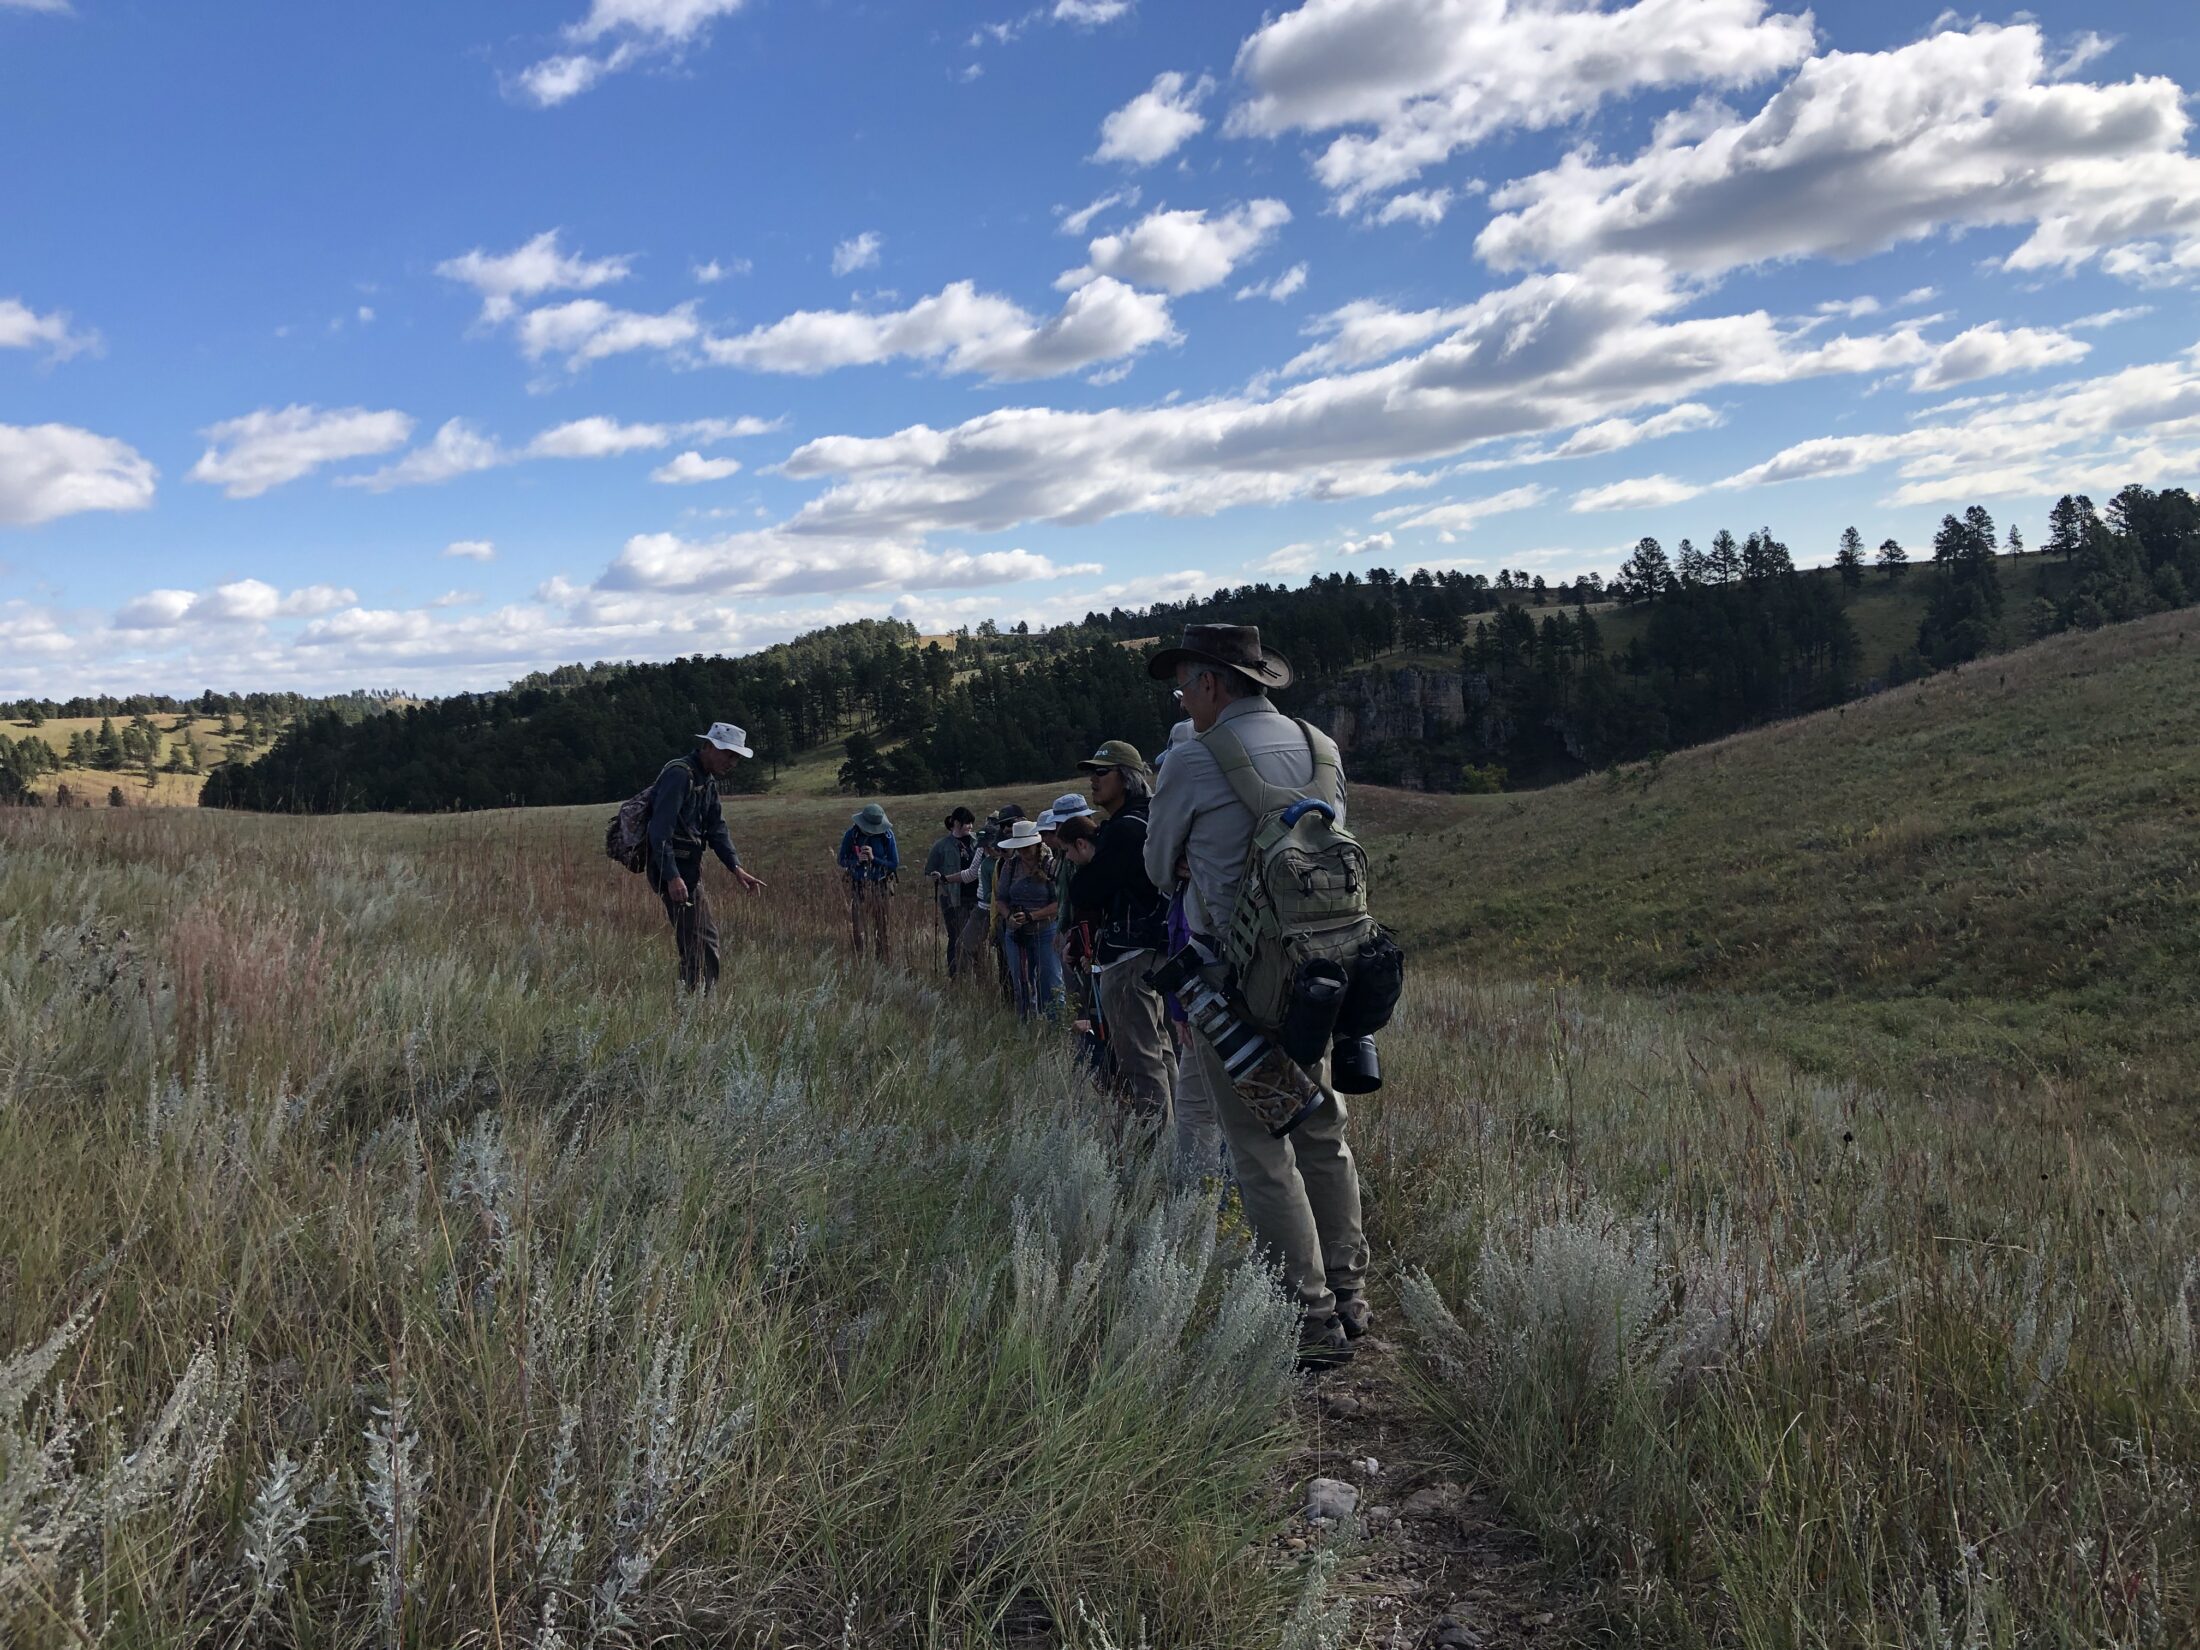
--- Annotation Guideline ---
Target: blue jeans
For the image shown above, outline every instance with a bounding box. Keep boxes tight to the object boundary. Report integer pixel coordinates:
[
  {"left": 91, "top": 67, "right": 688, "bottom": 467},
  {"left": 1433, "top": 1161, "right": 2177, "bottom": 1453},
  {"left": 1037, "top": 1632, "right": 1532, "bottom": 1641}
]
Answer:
[{"left": 1005, "top": 919, "right": 1062, "bottom": 1020}]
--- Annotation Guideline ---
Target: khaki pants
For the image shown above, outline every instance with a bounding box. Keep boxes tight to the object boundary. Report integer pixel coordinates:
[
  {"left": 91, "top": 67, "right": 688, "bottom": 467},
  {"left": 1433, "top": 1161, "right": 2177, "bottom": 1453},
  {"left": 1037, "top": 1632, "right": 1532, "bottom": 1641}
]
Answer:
[
  {"left": 1171, "top": 1023, "right": 1224, "bottom": 1182},
  {"left": 1189, "top": 1029, "right": 1367, "bottom": 1325},
  {"left": 848, "top": 880, "right": 889, "bottom": 959},
  {"left": 1096, "top": 951, "right": 1174, "bottom": 1117}
]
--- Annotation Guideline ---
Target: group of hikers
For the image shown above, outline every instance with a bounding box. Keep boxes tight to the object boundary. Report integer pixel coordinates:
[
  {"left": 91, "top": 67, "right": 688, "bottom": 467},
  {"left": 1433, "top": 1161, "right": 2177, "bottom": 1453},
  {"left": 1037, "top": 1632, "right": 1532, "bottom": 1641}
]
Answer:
[{"left": 627, "top": 623, "right": 1386, "bottom": 1367}]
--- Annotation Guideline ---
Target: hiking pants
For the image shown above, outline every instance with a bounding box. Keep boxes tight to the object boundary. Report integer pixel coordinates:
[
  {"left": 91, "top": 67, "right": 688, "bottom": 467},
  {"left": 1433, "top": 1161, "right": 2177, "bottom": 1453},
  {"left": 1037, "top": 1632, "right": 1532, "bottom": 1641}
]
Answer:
[
  {"left": 651, "top": 871, "right": 720, "bottom": 993},
  {"left": 1171, "top": 1024, "right": 1225, "bottom": 1183},
  {"left": 848, "top": 880, "right": 890, "bottom": 959},
  {"left": 1189, "top": 1029, "right": 1366, "bottom": 1327},
  {"left": 938, "top": 901, "right": 970, "bottom": 977},
  {"left": 1096, "top": 951, "right": 1174, "bottom": 1118}
]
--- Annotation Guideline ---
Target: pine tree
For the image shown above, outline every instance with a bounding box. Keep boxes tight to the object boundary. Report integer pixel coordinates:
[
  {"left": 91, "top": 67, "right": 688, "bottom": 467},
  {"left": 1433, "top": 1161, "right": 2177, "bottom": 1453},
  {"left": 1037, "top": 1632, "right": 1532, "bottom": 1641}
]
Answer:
[
  {"left": 2006, "top": 524, "right": 2024, "bottom": 557},
  {"left": 108, "top": 786, "right": 127, "bottom": 808},
  {"left": 1707, "top": 528, "right": 1741, "bottom": 585},
  {"left": 1835, "top": 526, "right": 1866, "bottom": 590},
  {"left": 1619, "top": 537, "right": 1673, "bottom": 603},
  {"left": 1675, "top": 537, "right": 1709, "bottom": 586},
  {"left": 1877, "top": 538, "right": 1908, "bottom": 581},
  {"left": 94, "top": 716, "right": 124, "bottom": 771}
]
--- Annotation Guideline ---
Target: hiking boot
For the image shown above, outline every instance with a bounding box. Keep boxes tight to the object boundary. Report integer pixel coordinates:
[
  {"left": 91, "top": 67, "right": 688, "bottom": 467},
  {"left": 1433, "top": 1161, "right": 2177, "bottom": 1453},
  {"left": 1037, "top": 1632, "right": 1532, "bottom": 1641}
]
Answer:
[
  {"left": 1335, "top": 1291, "right": 1374, "bottom": 1341},
  {"left": 1296, "top": 1315, "right": 1355, "bottom": 1373}
]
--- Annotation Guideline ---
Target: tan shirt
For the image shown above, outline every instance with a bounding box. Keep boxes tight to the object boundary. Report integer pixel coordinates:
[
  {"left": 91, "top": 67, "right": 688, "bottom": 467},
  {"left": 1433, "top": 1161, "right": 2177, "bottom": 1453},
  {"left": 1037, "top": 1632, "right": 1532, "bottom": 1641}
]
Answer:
[{"left": 1143, "top": 694, "right": 1349, "bottom": 939}]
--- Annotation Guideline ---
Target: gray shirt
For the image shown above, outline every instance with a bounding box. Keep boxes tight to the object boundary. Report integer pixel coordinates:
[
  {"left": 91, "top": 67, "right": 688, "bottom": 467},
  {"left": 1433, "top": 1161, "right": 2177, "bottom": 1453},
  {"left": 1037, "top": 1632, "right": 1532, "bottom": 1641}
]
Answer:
[{"left": 1143, "top": 695, "right": 1349, "bottom": 938}]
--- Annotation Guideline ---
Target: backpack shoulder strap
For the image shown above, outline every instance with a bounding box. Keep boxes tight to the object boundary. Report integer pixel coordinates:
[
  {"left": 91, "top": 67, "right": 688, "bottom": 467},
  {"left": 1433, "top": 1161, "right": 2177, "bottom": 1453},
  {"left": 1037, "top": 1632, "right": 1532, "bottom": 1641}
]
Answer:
[
  {"left": 1197, "top": 720, "right": 1289, "bottom": 818},
  {"left": 1295, "top": 720, "right": 1345, "bottom": 809},
  {"left": 1198, "top": 718, "right": 1334, "bottom": 815}
]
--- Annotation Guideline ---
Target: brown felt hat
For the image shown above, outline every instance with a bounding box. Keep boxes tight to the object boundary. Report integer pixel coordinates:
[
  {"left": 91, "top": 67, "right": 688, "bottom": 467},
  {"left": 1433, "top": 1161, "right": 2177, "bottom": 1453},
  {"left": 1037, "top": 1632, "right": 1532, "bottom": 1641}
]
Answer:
[{"left": 1144, "top": 623, "right": 1293, "bottom": 690}]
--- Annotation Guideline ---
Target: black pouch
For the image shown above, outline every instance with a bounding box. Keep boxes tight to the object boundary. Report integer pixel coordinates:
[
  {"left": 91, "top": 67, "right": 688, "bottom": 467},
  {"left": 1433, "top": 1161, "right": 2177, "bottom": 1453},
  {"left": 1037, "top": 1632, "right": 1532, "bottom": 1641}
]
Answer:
[{"left": 1334, "top": 928, "right": 1406, "bottom": 1038}]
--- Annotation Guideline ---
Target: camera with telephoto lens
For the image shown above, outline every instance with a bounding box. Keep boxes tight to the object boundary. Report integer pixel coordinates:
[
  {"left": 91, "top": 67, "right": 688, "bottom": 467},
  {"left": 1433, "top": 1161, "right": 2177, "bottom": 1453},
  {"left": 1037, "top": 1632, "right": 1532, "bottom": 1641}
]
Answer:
[{"left": 1145, "top": 945, "right": 1324, "bottom": 1137}]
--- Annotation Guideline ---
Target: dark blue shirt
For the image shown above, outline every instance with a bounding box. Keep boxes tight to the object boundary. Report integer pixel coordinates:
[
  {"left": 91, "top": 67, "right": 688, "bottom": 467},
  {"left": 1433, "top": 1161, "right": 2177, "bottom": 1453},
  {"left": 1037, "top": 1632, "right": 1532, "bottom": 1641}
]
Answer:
[
  {"left": 647, "top": 755, "right": 741, "bottom": 885},
  {"left": 838, "top": 825, "right": 899, "bottom": 882}
]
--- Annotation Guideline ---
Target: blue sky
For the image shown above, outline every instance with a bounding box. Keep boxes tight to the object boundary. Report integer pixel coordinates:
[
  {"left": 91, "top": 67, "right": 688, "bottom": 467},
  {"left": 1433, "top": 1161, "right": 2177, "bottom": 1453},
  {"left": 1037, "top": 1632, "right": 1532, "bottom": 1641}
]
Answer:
[{"left": 3, "top": 0, "right": 2197, "bottom": 697}]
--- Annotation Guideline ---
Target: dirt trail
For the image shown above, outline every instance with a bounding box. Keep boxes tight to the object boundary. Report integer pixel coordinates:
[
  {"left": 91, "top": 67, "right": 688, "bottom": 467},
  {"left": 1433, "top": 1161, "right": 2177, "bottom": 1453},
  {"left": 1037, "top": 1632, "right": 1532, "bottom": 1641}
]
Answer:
[{"left": 1278, "top": 1318, "right": 1584, "bottom": 1649}]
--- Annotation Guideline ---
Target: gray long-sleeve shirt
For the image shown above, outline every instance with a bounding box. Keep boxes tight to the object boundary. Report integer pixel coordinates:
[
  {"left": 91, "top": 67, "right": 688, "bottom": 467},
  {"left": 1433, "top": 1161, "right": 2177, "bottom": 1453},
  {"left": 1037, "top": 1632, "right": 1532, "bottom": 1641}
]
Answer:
[
  {"left": 1143, "top": 695, "right": 1347, "bottom": 939},
  {"left": 647, "top": 754, "right": 741, "bottom": 886}
]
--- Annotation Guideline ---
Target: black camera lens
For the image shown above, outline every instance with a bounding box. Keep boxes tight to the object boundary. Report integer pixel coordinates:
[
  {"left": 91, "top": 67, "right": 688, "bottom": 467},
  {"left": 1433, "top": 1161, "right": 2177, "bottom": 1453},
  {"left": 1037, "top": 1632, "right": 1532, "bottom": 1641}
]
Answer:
[{"left": 1329, "top": 1034, "right": 1381, "bottom": 1094}]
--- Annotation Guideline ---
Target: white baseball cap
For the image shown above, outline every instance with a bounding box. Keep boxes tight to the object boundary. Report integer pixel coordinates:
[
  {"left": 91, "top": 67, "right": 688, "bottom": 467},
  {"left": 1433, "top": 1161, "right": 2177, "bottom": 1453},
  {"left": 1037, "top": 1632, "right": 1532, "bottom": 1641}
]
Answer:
[{"left": 697, "top": 721, "right": 754, "bottom": 758}]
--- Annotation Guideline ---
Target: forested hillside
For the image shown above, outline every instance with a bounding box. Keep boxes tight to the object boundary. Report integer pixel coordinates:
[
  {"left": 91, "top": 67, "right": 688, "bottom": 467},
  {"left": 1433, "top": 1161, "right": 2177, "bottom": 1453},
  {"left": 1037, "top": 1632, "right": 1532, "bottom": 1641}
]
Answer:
[{"left": 192, "top": 485, "right": 2198, "bottom": 812}]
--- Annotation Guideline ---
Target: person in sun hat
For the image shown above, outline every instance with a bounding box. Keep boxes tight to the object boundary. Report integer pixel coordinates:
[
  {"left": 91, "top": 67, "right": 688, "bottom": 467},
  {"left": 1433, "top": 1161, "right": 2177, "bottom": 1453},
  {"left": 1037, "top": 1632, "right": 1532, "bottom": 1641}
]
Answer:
[
  {"left": 837, "top": 802, "right": 899, "bottom": 960},
  {"left": 1143, "top": 623, "right": 1369, "bottom": 1369},
  {"left": 923, "top": 805, "right": 984, "bottom": 979},
  {"left": 646, "top": 721, "right": 768, "bottom": 994},
  {"left": 1043, "top": 790, "right": 1102, "bottom": 1053},
  {"left": 1067, "top": 740, "right": 1175, "bottom": 1128},
  {"left": 993, "top": 816, "right": 1062, "bottom": 1021}
]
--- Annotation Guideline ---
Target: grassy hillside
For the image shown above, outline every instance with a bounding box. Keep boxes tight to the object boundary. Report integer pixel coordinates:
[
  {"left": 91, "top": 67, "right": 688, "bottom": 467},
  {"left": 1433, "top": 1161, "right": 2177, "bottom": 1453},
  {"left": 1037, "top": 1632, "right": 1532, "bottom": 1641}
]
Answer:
[
  {"left": 1360, "top": 609, "right": 2199, "bottom": 1096},
  {"left": 5, "top": 618, "right": 2196, "bottom": 1643},
  {"left": 10, "top": 713, "right": 258, "bottom": 806}
]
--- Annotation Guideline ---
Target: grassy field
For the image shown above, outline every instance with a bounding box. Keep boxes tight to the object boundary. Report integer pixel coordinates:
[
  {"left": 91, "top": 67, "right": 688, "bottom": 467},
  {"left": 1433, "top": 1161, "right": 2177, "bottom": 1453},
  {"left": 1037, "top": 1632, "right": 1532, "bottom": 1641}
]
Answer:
[
  {"left": 2, "top": 612, "right": 2195, "bottom": 1646},
  {"left": 10, "top": 715, "right": 257, "bottom": 808}
]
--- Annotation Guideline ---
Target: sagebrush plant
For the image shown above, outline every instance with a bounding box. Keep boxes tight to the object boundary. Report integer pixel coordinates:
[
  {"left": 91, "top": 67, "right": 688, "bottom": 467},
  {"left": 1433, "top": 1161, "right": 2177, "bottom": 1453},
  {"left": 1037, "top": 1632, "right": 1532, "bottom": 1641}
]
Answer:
[
  {"left": 0, "top": 807, "right": 1302, "bottom": 1647},
  {"left": 1373, "top": 970, "right": 2199, "bottom": 1646}
]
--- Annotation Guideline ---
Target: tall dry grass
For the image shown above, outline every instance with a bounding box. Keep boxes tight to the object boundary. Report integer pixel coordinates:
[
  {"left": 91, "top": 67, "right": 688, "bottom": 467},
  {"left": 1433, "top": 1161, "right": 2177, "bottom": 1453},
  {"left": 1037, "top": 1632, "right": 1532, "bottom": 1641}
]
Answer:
[{"left": 0, "top": 807, "right": 1314, "bottom": 1648}]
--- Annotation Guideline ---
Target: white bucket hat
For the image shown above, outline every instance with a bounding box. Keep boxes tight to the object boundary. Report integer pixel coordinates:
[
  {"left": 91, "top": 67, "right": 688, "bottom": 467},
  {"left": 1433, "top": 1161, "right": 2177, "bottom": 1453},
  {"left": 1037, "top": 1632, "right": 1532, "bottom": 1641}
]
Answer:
[
  {"left": 1048, "top": 791, "right": 1097, "bottom": 821},
  {"left": 1000, "top": 818, "right": 1044, "bottom": 851},
  {"left": 697, "top": 721, "right": 754, "bottom": 758},
  {"left": 1035, "top": 809, "right": 1058, "bottom": 831}
]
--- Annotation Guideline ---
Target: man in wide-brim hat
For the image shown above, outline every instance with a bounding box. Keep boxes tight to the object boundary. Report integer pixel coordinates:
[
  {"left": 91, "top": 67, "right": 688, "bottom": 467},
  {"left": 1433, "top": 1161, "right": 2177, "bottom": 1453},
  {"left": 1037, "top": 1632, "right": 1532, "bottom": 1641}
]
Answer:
[
  {"left": 838, "top": 802, "right": 899, "bottom": 960},
  {"left": 646, "top": 721, "right": 769, "bottom": 994},
  {"left": 1143, "top": 623, "right": 1371, "bottom": 1365}
]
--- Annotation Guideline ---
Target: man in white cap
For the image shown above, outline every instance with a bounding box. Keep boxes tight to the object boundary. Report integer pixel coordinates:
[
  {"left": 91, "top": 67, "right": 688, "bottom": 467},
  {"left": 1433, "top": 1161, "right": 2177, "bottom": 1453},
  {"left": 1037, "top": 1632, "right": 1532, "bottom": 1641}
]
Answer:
[{"left": 647, "top": 722, "right": 767, "bottom": 992}]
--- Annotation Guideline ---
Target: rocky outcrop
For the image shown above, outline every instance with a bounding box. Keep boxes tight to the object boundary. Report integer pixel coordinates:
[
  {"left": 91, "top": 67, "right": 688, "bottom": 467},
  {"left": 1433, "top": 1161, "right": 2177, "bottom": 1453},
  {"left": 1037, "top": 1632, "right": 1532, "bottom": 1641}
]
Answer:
[{"left": 1309, "top": 667, "right": 1467, "bottom": 752}]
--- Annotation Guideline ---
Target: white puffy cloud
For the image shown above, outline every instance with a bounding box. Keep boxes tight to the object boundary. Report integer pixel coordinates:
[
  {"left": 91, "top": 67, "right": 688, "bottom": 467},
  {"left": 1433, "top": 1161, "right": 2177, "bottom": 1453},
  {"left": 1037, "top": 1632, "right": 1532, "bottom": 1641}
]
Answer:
[
  {"left": 1281, "top": 297, "right": 1473, "bottom": 376},
  {"left": 1055, "top": 0, "right": 1131, "bottom": 22},
  {"left": 1386, "top": 484, "right": 1549, "bottom": 533},
  {"left": 1094, "top": 72, "right": 1214, "bottom": 167},
  {"left": 515, "top": 298, "right": 703, "bottom": 370},
  {"left": 831, "top": 231, "right": 883, "bottom": 276},
  {"left": 1059, "top": 186, "right": 1141, "bottom": 236},
  {"left": 0, "top": 423, "right": 155, "bottom": 527},
  {"left": 527, "top": 416, "right": 682, "bottom": 459},
  {"left": 2069, "top": 307, "right": 2150, "bottom": 330},
  {"left": 437, "top": 230, "right": 632, "bottom": 322},
  {"left": 1338, "top": 530, "right": 1395, "bottom": 556},
  {"left": 1478, "top": 24, "right": 2200, "bottom": 282},
  {"left": 1229, "top": 0, "right": 1814, "bottom": 208},
  {"left": 1236, "top": 263, "right": 1308, "bottom": 303},
  {"left": 1569, "top": 473, "right": 1703, "bottom": 511},
  {"left": 445, "top": 540, "right": 497, "bottom": 561},
  {"left": 596, "top": 531, "right": 1097, "bottom": 598},
  {"left": 1910, "top": 323, "right": 2089, "bottom": 393},
  {"left": 702, "top": 276, "right": 1174, "bottom": 381},
  {"left": 652, "top": 451, "right": 743, "bottom": 483},
  {"left": 0, "top": 297, "right": 99, "bottom": 362},
  {"left": 350, "top": 413, "right": 771, "bottom": 490},
  {"left": 1716, "top": 345, "right": 2200, "bottom": 506},
  {"left": 1372, "top": 189, "right": 1452, "bottom": 227},
  {"left": 346, "top": 419, "right": 508, "bottom": 490},
  {"left": 187, "top": 405, "right": 412, "bottom": 499},
  {"left": 773, "top": 260, "right": 1951, "bottom": 545},
  {"left": 517, "top": 0, "right": 748, "bottom": 107},
  {"left": 1079, "top": 200, "right": 1292, "bottom": 294},
  {"left": 113, "top": 579, "right": 357, "bottom": 631}
]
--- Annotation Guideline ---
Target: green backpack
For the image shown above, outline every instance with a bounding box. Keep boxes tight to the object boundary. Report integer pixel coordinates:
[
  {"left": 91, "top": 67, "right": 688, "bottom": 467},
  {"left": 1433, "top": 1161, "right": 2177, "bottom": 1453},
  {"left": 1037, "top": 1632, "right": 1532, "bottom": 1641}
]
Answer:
[{"left": 1199, "top": 719, "right": 1379, "bottom": 1033}]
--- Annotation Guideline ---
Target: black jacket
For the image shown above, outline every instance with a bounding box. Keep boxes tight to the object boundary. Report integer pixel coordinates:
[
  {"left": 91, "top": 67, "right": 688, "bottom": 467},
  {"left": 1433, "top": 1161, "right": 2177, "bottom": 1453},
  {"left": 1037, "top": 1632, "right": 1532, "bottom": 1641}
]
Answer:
[
  {"left": 1068, "top": 796, "right": 1169, "bottom": 962},
  {"left": 646, "top": 755, "right": 740, "bottom": 885}
]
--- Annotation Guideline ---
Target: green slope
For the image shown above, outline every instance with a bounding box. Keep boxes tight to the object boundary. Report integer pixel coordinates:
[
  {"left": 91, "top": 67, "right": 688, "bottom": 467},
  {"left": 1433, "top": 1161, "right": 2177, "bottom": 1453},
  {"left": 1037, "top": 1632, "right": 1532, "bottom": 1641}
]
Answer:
[{"left": 1354, "top": 609, "right": 2199, "bottom": 1094}]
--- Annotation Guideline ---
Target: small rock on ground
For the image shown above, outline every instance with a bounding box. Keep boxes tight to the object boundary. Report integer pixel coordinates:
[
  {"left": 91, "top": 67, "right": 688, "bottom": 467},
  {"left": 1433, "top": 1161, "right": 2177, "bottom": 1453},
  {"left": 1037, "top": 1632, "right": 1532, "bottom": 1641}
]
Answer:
[{"left": 1304, "top": 1475, "right": 1359, "bottom": 1522}]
